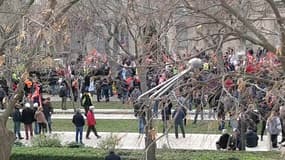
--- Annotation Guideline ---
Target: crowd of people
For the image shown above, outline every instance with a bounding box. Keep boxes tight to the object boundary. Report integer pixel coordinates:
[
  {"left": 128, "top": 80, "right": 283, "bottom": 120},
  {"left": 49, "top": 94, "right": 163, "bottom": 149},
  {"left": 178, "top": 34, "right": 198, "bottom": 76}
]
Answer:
[{"left": 0, "top": 46, "right": 284, "bottom": 151}]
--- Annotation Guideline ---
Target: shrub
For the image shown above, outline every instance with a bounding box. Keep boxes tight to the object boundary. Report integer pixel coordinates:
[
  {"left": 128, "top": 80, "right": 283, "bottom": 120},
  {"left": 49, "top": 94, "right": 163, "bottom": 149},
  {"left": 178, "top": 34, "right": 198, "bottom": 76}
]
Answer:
[
  {"left": 97, "top": 133, "right": 122, "bottom": 151},
  {"left": 31, "top": 134, "right": 62, "bottom": 147},
  {"left": 11, "top": 147, "right": 281, "bottom": 160}
]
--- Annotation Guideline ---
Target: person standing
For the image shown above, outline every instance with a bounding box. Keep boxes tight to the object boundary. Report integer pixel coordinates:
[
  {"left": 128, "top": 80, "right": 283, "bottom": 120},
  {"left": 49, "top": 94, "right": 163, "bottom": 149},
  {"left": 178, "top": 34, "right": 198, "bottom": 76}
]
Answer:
[
  {"left": 12, "top": 104, "right": 23, "bottom": 139},
  {"left": 34, "top": 106, "right": 47, "bottom": 134},
  {"left": 161, "top": 98, "right": 172, "bottom": 134},
  {"left": 101, "top": 78, "right": 110, "bottom": 102},
  {"left": 0, "top": 85, "right": 6, "bottom": 109},
  {"left": 279, "top": 105, "right": 285, "bottom": 144},
  {"left": 21, "top": 103, "right": 35, "bottom": 140},
  {"left": 42, "top": 97, "right": 53, "bottom": 133},
  {"left": 59, "top": 83, "right": 68, "bottom": 110},
  {"left": 72, "top": 108, "right": 85, "bottom": 144},
  {"left": 33, "top": 102, "right": 39, "bottom": 135},
  {"left": 81, "top": 92, "right": 93, "bottom": 116},
  {"left": 266, "top": 110, "right": 282, "bottom": 148},
  {"left": 86, "top": 106, "right": 101, "bottom": 139},
  {"left": 172, "top": 106, "right": 186, "bottom": 139},
  {"left": 72, "top": 77, "right": 79, "bottom": 102}
]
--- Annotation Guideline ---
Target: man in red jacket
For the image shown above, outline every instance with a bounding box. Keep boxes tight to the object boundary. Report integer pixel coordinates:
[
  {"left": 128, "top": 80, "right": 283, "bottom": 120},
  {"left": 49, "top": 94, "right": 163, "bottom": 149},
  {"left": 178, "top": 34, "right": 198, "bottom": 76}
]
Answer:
[{"left": 86, "top": 106, "right": 101, "bottom": 139}]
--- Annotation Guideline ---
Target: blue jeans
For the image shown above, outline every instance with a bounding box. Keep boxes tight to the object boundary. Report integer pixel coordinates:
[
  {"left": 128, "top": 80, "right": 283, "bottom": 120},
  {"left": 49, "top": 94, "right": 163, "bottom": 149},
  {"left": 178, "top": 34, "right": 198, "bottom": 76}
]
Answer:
[
  {"left": 14, "top": 121, "right": 22, "bottom": 138},
  {"left": 75, "top": 126, "right": 83, "bottom": 144},
  {"left": 34, "top": 122, "right": 39, "bottom": 135},
  {"left": 138, "top": 117, "right": 146, "bottom": 134},
  {"left": 46, "top": 116, "right": 52, "bottom": 133},
  {"left": 153, "top": 100, "right": 159, "bottom": 118},
  {"left": 174, "top": 120, "right": 185, "bottom": 138},
  {"left": 121, "top": 91, "right": 128, "bottom": 104}
]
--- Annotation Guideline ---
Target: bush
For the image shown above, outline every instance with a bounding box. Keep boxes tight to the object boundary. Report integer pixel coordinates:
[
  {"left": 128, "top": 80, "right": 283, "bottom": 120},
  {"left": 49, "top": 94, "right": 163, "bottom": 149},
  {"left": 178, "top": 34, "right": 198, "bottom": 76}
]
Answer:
[
  {"left": 31, "top": 134, "right": 62, "bottom": 147},
  {"left": 11, "top": 147, "right": 281, "bottom": 160},
  {"left": 11, "top": 147, "right": 136, "bottom": 160},
  {"left": 97, "top": 133, "right": 122, "bottom": 151}
]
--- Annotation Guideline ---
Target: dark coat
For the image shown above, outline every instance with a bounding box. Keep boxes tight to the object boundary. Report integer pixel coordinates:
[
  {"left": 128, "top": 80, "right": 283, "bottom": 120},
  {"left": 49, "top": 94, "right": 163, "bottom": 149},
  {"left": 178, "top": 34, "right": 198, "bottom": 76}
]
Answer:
[
  {"left": 12, "top": 108, "right": 22, "bottom": 122},
  {"left": 162, "top": 102, "right": 172, "bottom": 121},
  {"left": 21, "top": 108, "right": 35, "bottom": 124},
  {"left": 172, "top": 107, "right": 186, "bottom": 124},
  {"left": 43, "top": 102, "right": 53, "bottom": 119},
  {"left": 72, "top": 112, "right": 85, "bottom": 127},
  {"left": 217, "top": 133, "right": 231, "bottom": 149},
  {"left": 81, "top": 94, "right": 92, "bottom": 108},
  {"left": 246, "top": 130, "right": 259, "bottom": 147},
  {"left": 105, "top": 153, "right": 121, "bottom": 160}
]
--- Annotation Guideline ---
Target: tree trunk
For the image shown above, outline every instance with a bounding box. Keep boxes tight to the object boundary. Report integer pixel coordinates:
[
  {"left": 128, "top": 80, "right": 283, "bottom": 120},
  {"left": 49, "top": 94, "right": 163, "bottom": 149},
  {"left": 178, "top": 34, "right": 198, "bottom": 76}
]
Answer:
[
  {"left": 0, "top": 118, "right": 15, "bottom": 160},
  {"left": 145, "top": 105, "right": 156, "bottom": 160},
  {"left": 240, "top": 113, "right": 246, "bottom": 150}
]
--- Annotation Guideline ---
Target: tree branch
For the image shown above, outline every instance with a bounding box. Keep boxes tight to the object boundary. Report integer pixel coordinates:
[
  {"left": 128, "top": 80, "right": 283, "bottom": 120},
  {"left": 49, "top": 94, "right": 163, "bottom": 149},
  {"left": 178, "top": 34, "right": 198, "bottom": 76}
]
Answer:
[{"left": 219, "top": 0, "right": 275, "bottom": 51}]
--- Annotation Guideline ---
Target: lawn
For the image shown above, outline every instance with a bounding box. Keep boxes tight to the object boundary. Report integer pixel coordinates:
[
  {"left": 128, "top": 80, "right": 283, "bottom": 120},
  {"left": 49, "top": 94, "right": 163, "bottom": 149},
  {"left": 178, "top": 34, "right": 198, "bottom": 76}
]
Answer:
[
  {"left": 11, "top": 147, "right": 282, "bottom": 160},
  {"left": 7, "top": 119, "right": 239, "bottom": 134},
  {"left": 51, "top": 101, "right": 132, "bottom": 109}
]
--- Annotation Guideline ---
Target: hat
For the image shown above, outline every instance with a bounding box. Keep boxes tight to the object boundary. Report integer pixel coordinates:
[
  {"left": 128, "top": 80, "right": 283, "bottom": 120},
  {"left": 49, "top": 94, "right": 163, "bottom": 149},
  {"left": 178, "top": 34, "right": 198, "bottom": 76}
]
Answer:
[
  {"left": 76, "top": 108, "right": 81, "bottom": 113},
  {"left": 24, "top": 103, "right": 31, "bottom": 108},
  {"left": 33, "top": 103, "right": 38, "bottom": 107},
  {"left": 89, "top": 106, "right": 95, "bottom": 110}
]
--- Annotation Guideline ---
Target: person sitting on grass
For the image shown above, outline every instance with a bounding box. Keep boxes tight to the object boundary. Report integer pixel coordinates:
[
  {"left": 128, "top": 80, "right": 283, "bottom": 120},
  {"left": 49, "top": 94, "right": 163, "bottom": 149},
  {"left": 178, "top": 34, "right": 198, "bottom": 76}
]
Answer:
[
  {"left": 216, "top": 129, "right": 231, "bottom": 150},
  {"left": 246, "top": 127, "right": 259, "bottom": 147},
  {"left": 105, "top": 150, "right": 121, "bottom": 160},
  {"left": 72, "top": 108, "right": 85, "bottom": 145}
]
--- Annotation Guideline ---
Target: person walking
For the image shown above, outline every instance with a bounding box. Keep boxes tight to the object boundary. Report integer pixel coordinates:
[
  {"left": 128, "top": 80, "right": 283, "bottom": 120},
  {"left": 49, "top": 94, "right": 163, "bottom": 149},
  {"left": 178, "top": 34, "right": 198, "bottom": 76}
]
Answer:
[
  {"left": 266, "top": 110, "right": 282, "bottom": 148},
  {"left": 12, "top": 104, "right": 23, "bottom": 139},
  {"left": 21, "top": 103, "right": 35, "bottom": 140},
  {"left": 86, "top": 106, "right": 101, "bottom": 139},
  {"left": 72, "top": 108, "right": 85, "bottom": 144},
  {"left": 172, "top": 106, "right": 186, "bottom": 139}
]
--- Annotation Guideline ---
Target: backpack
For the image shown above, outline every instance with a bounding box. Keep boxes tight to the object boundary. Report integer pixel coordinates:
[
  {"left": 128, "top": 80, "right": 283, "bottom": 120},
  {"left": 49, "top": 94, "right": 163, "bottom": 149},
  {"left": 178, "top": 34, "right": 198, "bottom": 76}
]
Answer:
[{"left": 59, "top": 85, "right": 66, "bottom": 97}]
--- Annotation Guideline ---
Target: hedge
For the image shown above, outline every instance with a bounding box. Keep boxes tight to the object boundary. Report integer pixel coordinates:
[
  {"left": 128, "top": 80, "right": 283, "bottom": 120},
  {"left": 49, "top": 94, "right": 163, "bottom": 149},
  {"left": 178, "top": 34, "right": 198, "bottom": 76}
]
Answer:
[
  {"left": 11, "top": 147, "right": 140, "bottom": 160},
  {"left": 11, "top": 147, "right": 281, "bottom": 160}
]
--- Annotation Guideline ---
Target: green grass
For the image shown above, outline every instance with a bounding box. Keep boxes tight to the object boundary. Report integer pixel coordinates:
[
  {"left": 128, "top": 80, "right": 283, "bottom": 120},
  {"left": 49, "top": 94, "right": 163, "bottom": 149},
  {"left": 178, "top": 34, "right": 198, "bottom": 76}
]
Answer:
[
  {"left": 7, "top": 119, "right": 237, "bottom": 134},
  {"left": 51, "top": 101, "right": 132, "bottom": 109},
  {"left": 11, "top": 147, "right": 282, "bottom": 160}
]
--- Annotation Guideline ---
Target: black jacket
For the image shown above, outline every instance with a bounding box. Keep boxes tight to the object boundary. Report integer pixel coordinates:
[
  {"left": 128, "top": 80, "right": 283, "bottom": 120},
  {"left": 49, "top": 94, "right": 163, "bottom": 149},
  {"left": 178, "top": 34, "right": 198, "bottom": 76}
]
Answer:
[
  {"left": 217, "top": 133, "right": 231, "bottom": 149},
  {"left": 105, "top": 153, "right": 121, "bottom": 160},
  {"left": 246, "top": 130, "right": 258, "bottom": 147},
  {"left": 21, "top": 108, "right": 35, "bottom": 124},
  {"left": 81, "top": 94, "right": 92, "bottom": 108},
  {"left": 12, "top": 108, "right": 22, "bottom": 122},
  {"left": 43, "top": 102, "right": 53, "bottom": 119},
  {"left": 72, "top": 113, "right": 85, "bottom": 127}
]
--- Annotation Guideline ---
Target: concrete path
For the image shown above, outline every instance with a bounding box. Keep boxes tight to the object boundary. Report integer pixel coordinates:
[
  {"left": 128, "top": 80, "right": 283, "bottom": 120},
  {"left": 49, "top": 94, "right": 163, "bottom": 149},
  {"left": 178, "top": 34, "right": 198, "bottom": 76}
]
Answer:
[
  {"left": 51, "top": 113, "right": 214, "bottom": 120},
  {"left": 18, "top": 131, "right": 280, "bottom": 151}
]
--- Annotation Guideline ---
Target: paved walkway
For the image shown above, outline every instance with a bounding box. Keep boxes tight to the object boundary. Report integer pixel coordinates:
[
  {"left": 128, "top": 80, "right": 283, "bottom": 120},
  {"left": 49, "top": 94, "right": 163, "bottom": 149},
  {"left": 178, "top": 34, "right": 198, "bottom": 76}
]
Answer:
[
  {"left": 18, "top": 131, "right": 279, "bottom": 151},
  {"left": 50, "top": 114, "right": 214, "bottom": 120}
]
